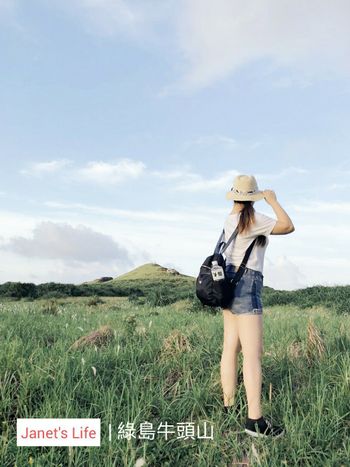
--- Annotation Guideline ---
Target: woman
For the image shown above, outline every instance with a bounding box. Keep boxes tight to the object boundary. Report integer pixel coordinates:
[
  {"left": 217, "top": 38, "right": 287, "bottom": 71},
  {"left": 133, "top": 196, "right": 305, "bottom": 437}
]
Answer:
[{"left": 220, "top": 174, "right": 295, "bottom": 438}]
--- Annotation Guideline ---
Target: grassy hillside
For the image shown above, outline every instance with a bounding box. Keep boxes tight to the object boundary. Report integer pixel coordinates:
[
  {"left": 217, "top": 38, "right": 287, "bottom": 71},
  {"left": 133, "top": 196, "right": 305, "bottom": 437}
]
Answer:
[
  {"left": 112, "top": 263, "right": 194, "bottom": 282},
  {"left": 85, "top": 263, "right": 195, "bottom": 286},
  {"left": 1, "top": 262, "right": 349, "bottom": 314},
  {"left": 82, "top": 263, "right": 197, "bottom": 306},
  {"left": 0, "top": 298, "right": 349, "bottom": 465},
  {"left": 84, "top": 262, "right": 350, "bottom": 314}
]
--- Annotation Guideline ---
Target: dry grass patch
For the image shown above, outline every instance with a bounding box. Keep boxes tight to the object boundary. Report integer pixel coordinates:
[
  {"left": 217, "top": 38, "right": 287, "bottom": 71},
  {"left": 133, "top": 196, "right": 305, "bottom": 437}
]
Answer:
[
  {"left": 306, "top": 318, "right": 326, "bottom": 364},
  {"left": 169, "top": 299, "right": 191, "bottom": 312},
  {"left": 41, "top": 299, "right": 60, "bottom": 315},
  {"left": 135, "top": 325, "right": 147, "bottom": 336},
  {"left": 287, "top": 340, "right": 304, "bottom": 360},
  {"left": 69, "top": 325, "right": 114, "bottom": 350},
  {"left": 159, "top": 330, "right": 192, "bottom": 361},
  {"left": 163, "top": 368, "right": 183, "bottom": 398}
]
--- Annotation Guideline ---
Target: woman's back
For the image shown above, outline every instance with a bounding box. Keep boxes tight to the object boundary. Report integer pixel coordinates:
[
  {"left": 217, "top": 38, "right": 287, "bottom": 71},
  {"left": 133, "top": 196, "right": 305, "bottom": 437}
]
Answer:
[{"left": 223, "top": 211, "right": 277, "bottom": 273}]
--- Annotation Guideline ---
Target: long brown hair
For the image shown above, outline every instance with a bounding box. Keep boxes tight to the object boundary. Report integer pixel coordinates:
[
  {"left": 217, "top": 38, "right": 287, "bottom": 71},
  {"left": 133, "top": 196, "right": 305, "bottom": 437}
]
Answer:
[{"left": 234, "top": 200, "right": 267, "bottom": 247}]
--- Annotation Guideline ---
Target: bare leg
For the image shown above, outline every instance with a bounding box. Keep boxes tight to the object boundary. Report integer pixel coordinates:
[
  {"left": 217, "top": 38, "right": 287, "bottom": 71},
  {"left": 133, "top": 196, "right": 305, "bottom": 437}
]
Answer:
[
  {"left": 220, "top": 309, "right": 242, "bottom": 406},
  {"left": 237, "top": 314, "right": 264, "bottom": 419}
]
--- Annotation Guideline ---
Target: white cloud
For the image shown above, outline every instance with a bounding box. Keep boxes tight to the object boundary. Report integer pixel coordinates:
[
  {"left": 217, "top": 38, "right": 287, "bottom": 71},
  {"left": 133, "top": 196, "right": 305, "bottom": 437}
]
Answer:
[
  {"left": 285, "top": 255, "right": 350, "bottom": 288},
  {"left": 0, "top": 249, "right": 131, "bottom": 284},
  {"left": 20, "top": 159, "right": 73, "bottom": 176},
  {"left": 183, "top": 134, "right": 238, "bottom": 150},
  {"left": 264, "top": 256, "right": 309, "bottom": 290},
  {"left": 1, "top": 200, "right": 349, "bottom": 288},
  {"left": 17, "top": 157, "right": 308, "bottom": 194},
  {"left": 24, "top": 158, "right": 308, "bottom": 195},
  {"left": 44, "top": 200, "right": 216, "bottom": 224},
  {"left": 172, "top": 169, "right": 239, "bottom": 192},
  {"left": 149, "top": 162, "right": 198, "bottom": 181},
  {"left": 289, "top": 255, "right": 350, "bottom": 268},
  {"left": 19, "top": 158, "right": 146, "bottom": 185},
  {"left": 57, "top": 0, "right": 175, "bottom": 41},
  {"left": 271, "top": 75, "right": 313, "bottom": 89},
  {"left": 327, "top": 183, "right": 350, "bottom": 191},
  {"left": 150, "top": 168, "right": 198, "bottom": 180},
  {"left": 5, "top": 1, "right": 350, "bottom": 96},
  {"left": 290, "top": 201, "right": 350, "bottom": 214},
  {"left": 165, "top": 166, "right": 306, "bottom": 192},
  {"left": 0, "top": 210, "right": 38, "bottom": 243},
  {"left": 75, "top": 159, "right": 146, "bottom": 184},
  {"left": 0, "top": 220, "right": 133, "bottom": 265},
  {"left": 255, "top": 167, "right": 308, "bottom": 182},
  {"left": 70, "top": 0, "right": 142, "bottom": 37},
  {"left": 165, "top": 0, "right": 350, "bottom": 93}
]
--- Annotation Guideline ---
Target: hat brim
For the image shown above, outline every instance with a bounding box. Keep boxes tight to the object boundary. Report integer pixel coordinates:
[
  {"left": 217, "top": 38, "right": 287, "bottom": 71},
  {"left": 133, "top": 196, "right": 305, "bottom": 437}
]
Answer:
[{"left": 226, "top": 191, "right": 264, "bottom": 201}]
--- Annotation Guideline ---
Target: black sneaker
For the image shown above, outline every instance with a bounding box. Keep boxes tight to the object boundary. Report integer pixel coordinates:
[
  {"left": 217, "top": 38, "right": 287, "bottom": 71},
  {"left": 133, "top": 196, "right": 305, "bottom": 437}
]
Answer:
[{"left": 244, "top": 416, "right": 285, "bottom": 438}]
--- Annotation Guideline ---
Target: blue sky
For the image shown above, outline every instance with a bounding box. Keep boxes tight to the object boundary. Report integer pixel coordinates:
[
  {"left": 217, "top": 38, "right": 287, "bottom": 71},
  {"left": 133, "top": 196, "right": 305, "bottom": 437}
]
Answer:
[{"left": 1, "top": 0, "right": 350, "bottom": 290}]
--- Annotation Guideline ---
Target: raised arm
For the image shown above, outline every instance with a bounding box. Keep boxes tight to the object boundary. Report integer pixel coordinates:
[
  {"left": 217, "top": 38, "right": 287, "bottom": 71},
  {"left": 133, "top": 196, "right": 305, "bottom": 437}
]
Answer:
[{"left": 263, "top": 189, "right": 295, "bottom": 235}]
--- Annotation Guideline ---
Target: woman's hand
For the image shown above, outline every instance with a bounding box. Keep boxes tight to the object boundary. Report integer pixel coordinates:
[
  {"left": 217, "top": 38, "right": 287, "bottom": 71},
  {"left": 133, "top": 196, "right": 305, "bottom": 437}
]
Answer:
[{"left": 263, "top": 189, "right": 277, "bottom": 205}]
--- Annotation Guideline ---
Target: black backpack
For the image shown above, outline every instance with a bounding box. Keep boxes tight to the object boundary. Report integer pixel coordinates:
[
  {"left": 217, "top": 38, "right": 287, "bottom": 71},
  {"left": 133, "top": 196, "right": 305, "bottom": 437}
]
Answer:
[{"left": 195, "top": 226, "right": 257, "bottom": 308}]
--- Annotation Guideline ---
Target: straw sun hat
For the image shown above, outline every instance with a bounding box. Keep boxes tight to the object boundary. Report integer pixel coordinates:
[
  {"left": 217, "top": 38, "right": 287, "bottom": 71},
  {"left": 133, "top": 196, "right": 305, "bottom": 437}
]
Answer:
[{"left": 225, "top": 174, "right": 265, "bottom": 201}]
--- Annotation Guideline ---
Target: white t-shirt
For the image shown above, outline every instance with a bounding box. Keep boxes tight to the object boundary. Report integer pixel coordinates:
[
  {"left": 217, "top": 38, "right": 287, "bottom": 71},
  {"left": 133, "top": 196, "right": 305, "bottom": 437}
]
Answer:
[{"left": 223, "top": 211, "right": 277, "bottom": 273}]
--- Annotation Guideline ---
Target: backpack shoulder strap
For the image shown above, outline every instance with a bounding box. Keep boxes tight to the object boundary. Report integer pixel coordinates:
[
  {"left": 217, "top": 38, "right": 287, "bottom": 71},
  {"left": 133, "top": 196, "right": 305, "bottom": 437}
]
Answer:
[
  {"left": 229, "top": 237, "right": 258, "bottom": 284},
  {"left": 214, "top": 226, "right": 239, "bottom": 255}
]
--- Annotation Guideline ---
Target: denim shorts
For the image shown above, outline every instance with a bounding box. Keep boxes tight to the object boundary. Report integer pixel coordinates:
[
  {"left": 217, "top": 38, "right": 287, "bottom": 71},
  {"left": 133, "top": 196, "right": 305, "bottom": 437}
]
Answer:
[{"left": 224, "top": 263, "right": 264, "bottom": 315}]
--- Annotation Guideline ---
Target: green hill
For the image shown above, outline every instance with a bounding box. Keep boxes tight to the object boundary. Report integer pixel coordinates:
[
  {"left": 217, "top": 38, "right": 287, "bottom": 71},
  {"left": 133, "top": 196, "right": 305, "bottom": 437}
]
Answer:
[
  {"left": 84, "top": 262, "right": 195, "bottom": 286},
  {"left": 81, "top": 263, "right": 196, "bottom": 305},
  {"left": 112, "top": 262, "right": 194, "bottom": 282}
]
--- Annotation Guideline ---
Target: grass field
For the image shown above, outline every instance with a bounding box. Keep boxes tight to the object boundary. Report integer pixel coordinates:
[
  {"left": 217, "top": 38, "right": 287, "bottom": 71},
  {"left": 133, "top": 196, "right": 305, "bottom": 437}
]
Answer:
[{"left": 1, "top": 296, "right": 349, "bottom": 466}]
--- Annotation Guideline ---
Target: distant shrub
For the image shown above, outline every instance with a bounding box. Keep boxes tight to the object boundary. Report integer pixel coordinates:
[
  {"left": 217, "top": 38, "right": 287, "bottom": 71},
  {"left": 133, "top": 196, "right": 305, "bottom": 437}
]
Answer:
[
  {"left": 263, "top": 290, "right": 292, "bottom": 307},
  {"left": 187, "top": 294, "right": 220, "bottom": 314},
  {"left": 145, "top": 285, "right": 175, "bottom": 307},
  {"left": 123, "top": 314, "right": 138, "bottom": 337},
  {"left": 41, "top": 291, "right": 69, "bottom": 299},
  {"left": 41, "top": 299, "right": 59, "bottom": 315},
  {"left": 37, "top": 282, "right": 79, "bottom": 297},
  {"left": 97, "top": 277, "right": 113, "bottom": 283},
  {"left": 87, "top": 296, "right": 105, "bottom": 306},
  {"left": 334, "top": 298, "right": 350, "bottom": 315},
  {"left": 148, "top": 311, "right": 160, "bottom": 316},
  {"left": 128, "top": 289, "right": 145, "bottom": 305},
  {"left": 0, "top": 281, "right": 38, "bottom": 299}
]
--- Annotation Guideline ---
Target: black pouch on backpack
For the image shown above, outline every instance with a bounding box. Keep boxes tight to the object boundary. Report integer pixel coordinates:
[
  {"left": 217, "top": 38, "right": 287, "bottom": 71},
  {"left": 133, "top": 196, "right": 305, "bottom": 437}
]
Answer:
[{"left": 195, "top": 227, "right": 257, "bottom": 308}]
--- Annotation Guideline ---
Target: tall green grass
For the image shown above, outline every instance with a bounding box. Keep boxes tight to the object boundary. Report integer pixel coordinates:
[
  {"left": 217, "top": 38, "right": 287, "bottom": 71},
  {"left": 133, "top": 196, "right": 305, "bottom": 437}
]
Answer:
[{"left": 0, "top": 298, "right": 349, "bottom": 466}]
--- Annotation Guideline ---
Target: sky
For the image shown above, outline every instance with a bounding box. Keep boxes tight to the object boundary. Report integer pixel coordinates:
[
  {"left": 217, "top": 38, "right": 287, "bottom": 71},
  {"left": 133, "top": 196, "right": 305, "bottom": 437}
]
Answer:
[{"left": 0, "top": 0, "right": 350, "bottom": 290}]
